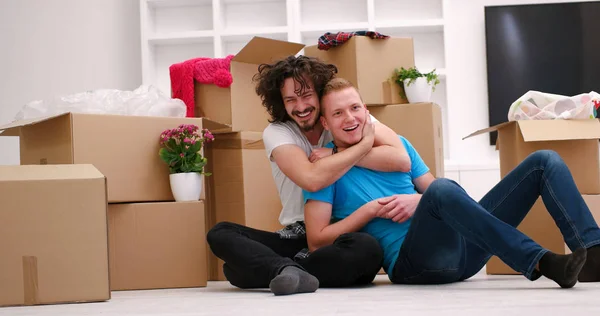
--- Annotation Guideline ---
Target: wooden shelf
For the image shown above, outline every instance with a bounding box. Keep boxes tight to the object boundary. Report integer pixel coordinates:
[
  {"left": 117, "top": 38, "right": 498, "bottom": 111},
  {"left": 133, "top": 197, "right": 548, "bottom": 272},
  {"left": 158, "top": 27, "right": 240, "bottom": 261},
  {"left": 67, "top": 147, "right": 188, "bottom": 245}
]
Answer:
[
  {"left": 147, "top": 0, "right": 212, "bottom": 8},
  {"left": 375, "top": 18, "right": 444, "bottom": 33},
  {"left": 148, "top": 30, "right": 215, "bottom": 45}
]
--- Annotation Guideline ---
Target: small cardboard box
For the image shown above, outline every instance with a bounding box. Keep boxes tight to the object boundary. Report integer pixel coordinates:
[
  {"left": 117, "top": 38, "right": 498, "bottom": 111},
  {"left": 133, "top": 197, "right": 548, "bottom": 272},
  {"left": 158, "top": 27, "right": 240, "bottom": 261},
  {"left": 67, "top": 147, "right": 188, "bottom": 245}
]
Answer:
[
  {"left": 195, "top": 37, "right": 305, "bottom": 132},
  {"left": 464, "top": 119, "right": 600, "bottom": 194},
  {"left": 108, "top": 201, "right": 207, "bottom": 290},
  {"left": 0, "top": 112, "right": 230, "bottom": 203},
  {"left": 0, "top": 164, "right": 109, "bottom": 307},
  {"left": 382, "top": 79, "right": 408, "bottom": 105},
  {"left": 204, "top": 131, "right": 283, "bottom": 280},
  {"left": 487, "top": 194, "right": 600, "bottom": 274},
  {"left": 369, "top": 103, "right": 444, "bottom": 178},
  {"left": 304, "top": 36, "right": 415, "bottom": 105}
]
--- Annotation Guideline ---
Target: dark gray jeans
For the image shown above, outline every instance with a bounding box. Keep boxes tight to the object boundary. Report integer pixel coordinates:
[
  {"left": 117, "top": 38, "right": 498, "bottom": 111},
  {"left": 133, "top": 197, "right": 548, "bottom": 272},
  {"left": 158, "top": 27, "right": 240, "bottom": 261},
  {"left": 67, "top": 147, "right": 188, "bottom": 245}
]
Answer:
[{"left": 207, "top": 221, "right": 383, "bottom": 288}]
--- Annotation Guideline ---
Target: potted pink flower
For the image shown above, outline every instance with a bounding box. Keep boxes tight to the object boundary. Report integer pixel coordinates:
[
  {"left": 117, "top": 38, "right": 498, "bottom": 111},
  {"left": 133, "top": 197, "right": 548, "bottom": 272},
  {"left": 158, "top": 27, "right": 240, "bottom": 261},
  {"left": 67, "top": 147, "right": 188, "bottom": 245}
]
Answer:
[{"left": 159, "top": 124, "right": 214, "bottom": 202}]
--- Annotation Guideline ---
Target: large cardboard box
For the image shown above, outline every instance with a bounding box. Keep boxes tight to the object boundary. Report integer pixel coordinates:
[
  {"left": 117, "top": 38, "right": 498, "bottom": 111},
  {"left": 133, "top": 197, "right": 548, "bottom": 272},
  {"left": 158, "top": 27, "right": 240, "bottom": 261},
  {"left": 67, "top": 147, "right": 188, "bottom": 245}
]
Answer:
[
  {"left": 464, "top": 119, "right": 600, "bottom": 194},
  {"left": 195, "top": 37, "right": 305, "bottom": 132},
  {"left": 304, "top": 36, "right": 415, "bottom": 105},
  {"left": 369, "top": 103, "right": 444, "bottom": 178},
  {"left": 0, "top": 164, "right": 109, "bottom": 307},
  {"left": 486, "top": 194, "right": 600, "bottom": 274},
  {"left": 108, "top": 201, "right": 207, "bottom": 290},
  {"left": 0, "top": 112, "right": 230, "bottom": 203},
  {"left": 204, "top": 131, "right": 283, "bottom": 280}
]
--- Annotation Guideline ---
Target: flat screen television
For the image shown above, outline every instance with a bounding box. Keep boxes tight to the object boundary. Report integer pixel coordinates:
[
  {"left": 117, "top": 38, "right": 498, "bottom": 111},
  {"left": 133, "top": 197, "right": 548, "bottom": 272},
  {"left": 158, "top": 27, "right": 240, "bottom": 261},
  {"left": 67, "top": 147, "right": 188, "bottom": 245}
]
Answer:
[{"left": 484, "top": 1, "right": 600, "bottom": 145}]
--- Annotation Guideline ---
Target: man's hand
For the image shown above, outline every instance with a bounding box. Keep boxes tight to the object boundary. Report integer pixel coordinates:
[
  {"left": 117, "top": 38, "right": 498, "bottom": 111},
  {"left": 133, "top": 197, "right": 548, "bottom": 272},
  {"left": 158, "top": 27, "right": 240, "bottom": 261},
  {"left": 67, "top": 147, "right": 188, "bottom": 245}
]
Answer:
[
  {"left": 309, "top": 147, "right": 334, "bottom": 163},
  {"left": 375, "top": 194, "right": 421, "bottom": 223},
  {"left": 361, "top": 110, "right": 375, "bottom": 146}
]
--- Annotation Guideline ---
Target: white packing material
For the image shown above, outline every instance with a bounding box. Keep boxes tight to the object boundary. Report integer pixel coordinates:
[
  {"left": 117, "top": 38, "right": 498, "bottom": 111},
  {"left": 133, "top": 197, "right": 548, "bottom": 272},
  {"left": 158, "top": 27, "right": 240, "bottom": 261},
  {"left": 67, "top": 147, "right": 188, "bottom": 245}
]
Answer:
[
  {"left": 13, "top": 85, "right": 187, "bottom": 121},
  {"left": 507, "top": 90, "right": 600, "bottom": 121}
]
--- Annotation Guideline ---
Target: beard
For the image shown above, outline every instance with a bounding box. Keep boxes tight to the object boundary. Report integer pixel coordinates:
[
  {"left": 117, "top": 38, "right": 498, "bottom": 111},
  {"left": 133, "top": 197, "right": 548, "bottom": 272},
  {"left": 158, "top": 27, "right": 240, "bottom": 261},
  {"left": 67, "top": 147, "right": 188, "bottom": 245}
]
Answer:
[
  {"left": 300, "top": 118, "right": 317, "bottom": 132},
  {"left": 292, "top": 107, "right": 319, "bottom": 132}
]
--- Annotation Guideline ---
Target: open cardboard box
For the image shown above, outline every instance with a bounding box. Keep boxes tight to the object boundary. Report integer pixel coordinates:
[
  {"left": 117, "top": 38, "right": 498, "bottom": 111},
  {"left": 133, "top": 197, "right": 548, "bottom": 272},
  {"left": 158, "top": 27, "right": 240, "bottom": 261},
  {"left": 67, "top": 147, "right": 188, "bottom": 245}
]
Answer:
[
  {"left": 194, "top": 37, "right": 305, "bottom": 132},
  {"left": 464, "top": 119, "right": 600, "bottom": 194},
  {"left": 0, "top": 112, "right": 231, "bottom": 203},
  {"left": 304, "top": 36, "right": 415, "bottom": 106},
  {"left": 464, "top": 119, "right": 600, "bottom": 274}
]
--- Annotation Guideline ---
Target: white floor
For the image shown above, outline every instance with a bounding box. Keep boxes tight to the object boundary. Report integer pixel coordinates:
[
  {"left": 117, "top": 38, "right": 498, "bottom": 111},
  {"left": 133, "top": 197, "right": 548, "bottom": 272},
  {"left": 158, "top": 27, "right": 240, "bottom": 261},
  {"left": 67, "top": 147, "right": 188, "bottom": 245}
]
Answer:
[{"left": 2, "top": 271, "right": 600, "bottom": 316}]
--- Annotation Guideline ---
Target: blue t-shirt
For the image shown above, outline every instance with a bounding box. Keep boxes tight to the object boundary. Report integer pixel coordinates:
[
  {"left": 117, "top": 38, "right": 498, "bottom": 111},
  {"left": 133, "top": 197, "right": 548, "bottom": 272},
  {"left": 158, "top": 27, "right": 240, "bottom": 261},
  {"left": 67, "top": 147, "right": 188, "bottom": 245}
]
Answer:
[{"left": 303, "top": 136, "right": 430, "bottom": 277}]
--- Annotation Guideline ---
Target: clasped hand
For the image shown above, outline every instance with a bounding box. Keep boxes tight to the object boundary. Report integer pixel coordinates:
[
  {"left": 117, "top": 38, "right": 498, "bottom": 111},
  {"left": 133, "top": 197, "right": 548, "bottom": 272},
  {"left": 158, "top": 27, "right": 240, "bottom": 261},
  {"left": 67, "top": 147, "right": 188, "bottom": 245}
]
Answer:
[{"left": 373, "top": 194, "right": 421, "bottom": 223}]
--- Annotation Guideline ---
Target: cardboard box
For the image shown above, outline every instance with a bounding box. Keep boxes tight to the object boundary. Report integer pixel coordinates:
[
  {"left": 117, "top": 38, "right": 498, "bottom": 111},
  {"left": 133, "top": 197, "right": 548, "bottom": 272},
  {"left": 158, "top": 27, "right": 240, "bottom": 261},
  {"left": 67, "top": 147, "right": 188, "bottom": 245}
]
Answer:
[
  {"left": 0, "top": 164, "right": 109, "bottom": 307},
  {"left": 108, "top": 201, "right": 207, "bottom": 290},
  {"left": 304, "top": 36, "right": 415, "bottom": 105},
  {"left": 194, "top": 37, "right": 305, "bottom": 132},
  {"left": 382, "top": 79, "right": 408, "bottom": 105},
  {"left": 204, "top": 131, "right": 283, "bottom": 280},
  {"left": 369, "top": 103, "right": 444, "bottom": 178},
  {"left": 566, "top": 195, "right": 600, "bottom": 254},
  {"left": 0, "top": 112, "right": 230, "bottom": 203},
  {"left": 464, "top": 119, "right": 600, "bottom": 194},
  {"left": 487, "top": 194, "right": 600, "bottom": 274}
]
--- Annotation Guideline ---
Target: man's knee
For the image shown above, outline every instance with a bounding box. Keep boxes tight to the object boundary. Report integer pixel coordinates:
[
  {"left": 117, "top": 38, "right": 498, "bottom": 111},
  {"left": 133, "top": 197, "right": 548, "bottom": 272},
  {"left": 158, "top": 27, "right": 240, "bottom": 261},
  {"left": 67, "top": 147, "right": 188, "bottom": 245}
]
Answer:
[
  {"left": 424, "top": 178, "right": 461, "bottom": 201},
  {"left": 206, "top": 221, "right": 237, "bottom": 248},
  {"left": 336, "top": 232, "right": 383, "bottom": 263},
  {"left": 528, "top": 149, "right": 563, "bottom": 167}
]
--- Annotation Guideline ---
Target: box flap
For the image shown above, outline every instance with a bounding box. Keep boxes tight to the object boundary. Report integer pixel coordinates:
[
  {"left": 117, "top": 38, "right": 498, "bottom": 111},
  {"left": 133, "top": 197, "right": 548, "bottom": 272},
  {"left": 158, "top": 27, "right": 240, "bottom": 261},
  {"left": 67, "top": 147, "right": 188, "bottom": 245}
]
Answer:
[
  {"left": 0, "top": 164, "right": 105, "bottom": 182},
  {"left": 462, "top": 121, "right": 515, "bottom": 140},
  {"left": 211, "top": 131, "right": 264, "bottom": 149},
  {"left": 0, "top": 113, "right": 71, "bottom": 136},
  {"left": 201, "top": 117, "right": 233, "bottom": 134},
  {"left": 232, "top": 36, "right": 305, "bottom": 65},
  {"left": 517, "top": 119, "right": 600, "bottom": 142}
]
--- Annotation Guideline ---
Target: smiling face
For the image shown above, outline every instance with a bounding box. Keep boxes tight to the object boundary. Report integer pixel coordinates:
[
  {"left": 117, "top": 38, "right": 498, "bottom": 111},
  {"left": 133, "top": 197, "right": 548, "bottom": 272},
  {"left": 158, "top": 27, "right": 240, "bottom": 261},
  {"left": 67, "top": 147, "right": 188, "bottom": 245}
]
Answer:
[
  {"left": 320, "top": 85, "right": 367, "bottom": 148},
  {"left": 280, "top": 76, "right": 321, "bottom": 132}
]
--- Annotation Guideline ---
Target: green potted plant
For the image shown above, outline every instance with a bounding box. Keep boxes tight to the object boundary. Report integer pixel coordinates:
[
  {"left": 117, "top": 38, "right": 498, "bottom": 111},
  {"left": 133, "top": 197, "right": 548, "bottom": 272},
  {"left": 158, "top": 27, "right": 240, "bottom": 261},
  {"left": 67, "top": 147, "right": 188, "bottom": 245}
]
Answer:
[
  {"left": 392, "top": 67, "right": 440, "bottom": 103},
  {"left": 159, "top": 124, "right": 214, "bottom": 202}
]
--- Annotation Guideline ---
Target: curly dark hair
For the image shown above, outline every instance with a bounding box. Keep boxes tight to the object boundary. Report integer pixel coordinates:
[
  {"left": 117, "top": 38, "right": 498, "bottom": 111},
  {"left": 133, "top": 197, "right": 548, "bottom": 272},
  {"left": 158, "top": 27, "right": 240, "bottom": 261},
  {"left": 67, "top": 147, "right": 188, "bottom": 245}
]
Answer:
[{"left": 253, "top": 55, "right": 338, "bottom": 123}]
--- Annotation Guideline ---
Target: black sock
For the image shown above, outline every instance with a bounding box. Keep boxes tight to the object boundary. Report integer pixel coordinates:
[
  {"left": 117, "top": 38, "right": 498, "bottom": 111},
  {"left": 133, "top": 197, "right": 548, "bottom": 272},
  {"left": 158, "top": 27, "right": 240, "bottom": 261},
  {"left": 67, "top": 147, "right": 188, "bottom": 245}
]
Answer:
[
  {"left": 538, "top": 248, "right": 587, "bottom": 288},
  {"left": 578, "top": 245, "right": 600, "bottom": 282},
  {"left": 269, "top": 266, "right": 319, "bottom": 296}
]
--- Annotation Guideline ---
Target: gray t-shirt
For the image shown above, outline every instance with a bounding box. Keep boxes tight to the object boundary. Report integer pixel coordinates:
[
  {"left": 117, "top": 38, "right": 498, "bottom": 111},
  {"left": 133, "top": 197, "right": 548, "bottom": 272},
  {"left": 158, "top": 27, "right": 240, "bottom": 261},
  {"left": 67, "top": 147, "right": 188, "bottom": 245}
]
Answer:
[
  {"left": 263, "top": 121, "right": 334, "bottom": 226},
  {"left": 262, "top": 115, "right": 378, "bottom": 226}
]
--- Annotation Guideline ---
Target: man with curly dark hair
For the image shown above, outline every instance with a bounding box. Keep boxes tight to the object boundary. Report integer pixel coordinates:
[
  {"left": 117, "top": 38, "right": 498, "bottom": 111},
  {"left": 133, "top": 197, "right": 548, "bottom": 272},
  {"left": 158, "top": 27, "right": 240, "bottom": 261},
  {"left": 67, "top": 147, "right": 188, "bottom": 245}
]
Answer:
[{"left": 207, "top": 55, "right": 413, "bottom": 296}]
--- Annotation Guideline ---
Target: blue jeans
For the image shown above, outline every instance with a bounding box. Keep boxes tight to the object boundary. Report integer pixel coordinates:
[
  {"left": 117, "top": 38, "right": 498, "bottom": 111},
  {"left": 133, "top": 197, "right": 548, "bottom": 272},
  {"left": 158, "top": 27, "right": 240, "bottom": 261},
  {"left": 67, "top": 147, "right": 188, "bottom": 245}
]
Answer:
[{"left": 390, "top": 150, "right": 600, "bottom": 284}]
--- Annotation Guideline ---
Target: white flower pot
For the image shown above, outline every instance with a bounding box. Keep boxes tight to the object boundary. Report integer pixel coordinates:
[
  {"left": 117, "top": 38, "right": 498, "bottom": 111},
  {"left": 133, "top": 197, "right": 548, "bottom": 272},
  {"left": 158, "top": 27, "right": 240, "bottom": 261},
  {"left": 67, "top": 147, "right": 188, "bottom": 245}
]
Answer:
[
  {"left": 403, "top": 77, "right": 433, "bottom": 103},
  {"left": 169, "top": 172, "right": 203, "bottom": 202}
]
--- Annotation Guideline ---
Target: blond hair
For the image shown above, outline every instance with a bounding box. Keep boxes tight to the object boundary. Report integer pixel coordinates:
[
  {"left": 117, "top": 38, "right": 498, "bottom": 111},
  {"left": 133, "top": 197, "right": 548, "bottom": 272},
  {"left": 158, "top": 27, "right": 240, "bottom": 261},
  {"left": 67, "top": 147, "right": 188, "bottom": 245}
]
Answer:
[{"left": 322, "top": 78, "right": 358, "bottom": 99}]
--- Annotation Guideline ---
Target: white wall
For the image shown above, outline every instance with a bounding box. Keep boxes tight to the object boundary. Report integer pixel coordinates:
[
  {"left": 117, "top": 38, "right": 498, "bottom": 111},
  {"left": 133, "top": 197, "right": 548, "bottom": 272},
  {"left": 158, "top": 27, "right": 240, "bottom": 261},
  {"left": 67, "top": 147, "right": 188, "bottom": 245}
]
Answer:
[{"left": 0, "top": 0, "right": 142, "bottom": 165}]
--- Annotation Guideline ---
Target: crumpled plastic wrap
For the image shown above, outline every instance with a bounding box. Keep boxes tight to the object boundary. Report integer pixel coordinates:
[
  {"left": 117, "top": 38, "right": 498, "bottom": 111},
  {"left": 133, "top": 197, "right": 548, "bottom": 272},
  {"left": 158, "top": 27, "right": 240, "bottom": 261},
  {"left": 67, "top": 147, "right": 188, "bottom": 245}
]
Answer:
[
  {"left": 14, "top": 85, "right": 187, "bottom": 121},
  {"left": 508, "top": 90, "right": 600, "bottom": 121}
]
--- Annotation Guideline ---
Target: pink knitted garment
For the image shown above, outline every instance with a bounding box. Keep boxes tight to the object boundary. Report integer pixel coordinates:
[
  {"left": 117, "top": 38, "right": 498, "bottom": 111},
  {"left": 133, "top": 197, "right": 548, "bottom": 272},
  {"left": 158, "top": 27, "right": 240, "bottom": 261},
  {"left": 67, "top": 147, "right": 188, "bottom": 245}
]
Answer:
[{"left": 169, "top": 55, "right": 235, "bottom": 117}]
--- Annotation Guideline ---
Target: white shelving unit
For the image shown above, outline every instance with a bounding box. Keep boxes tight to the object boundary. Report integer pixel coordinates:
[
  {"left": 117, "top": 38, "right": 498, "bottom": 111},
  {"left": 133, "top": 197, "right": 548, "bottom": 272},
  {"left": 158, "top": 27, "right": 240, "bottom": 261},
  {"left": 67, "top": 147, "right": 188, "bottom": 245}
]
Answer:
[{"left": 140, "top": 0, "right": 449, "bottom": 159}]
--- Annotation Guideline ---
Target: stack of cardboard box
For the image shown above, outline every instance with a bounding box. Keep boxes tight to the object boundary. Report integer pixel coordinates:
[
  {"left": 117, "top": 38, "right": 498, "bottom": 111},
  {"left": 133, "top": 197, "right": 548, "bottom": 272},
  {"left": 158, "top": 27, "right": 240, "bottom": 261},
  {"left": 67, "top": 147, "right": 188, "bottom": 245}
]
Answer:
[
  {"left": 0, "top": 113, "right": 230, "bottom": 306},
  {"left": 193, "top": 37, "right": 306, "bottom": 280},
  {"left": 464, "top": 114, "right": 600, "bottom": 274}
]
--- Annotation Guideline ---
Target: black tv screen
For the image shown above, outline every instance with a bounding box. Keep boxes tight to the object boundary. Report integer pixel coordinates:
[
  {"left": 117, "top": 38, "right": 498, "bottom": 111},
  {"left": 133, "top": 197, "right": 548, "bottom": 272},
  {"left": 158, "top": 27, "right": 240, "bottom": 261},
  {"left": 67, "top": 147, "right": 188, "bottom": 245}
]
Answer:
[{"left": 484, "top": 1, "right": 600, "bottom": 145}]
